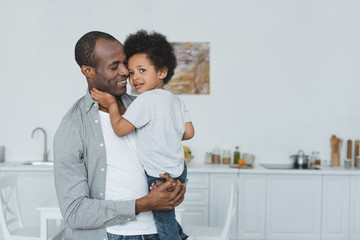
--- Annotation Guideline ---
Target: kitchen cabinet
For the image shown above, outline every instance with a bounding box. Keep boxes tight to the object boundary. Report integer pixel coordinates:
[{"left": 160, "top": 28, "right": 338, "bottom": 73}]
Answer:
[
  {"left": 209, "top": 173, "right": 238, "bottom": 239},
  {"left": 237, "top": 174, "right": 266, "bottom": 240},
  {"left": 266, "top": 174, "right": 322, "bottom": 240},
  {"left": 5, "top": 171, "right": 56, "bottom": 227},
  {"left": 0, "top": 168, "right": 55, "bottom": 240},
  {"left": 184, "top": 164, "right": 360, "bottom": 240},
  {"left": 322, "top": 175, "right": 350, "bottom": 240},
  {"left": 181, "top": 173, "right": 210, "bottom": 227},
  {"left": 3, "top": 162, "right": 360, "bottom": 240},
  {"left": 350, "top": 176, "right": 360, "bottom": 240}
]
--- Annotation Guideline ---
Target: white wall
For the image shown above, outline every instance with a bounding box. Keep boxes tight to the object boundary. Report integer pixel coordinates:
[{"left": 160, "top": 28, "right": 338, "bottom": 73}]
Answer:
[{"left": 1, "top": 0, "right": 360, "bottom": 165}]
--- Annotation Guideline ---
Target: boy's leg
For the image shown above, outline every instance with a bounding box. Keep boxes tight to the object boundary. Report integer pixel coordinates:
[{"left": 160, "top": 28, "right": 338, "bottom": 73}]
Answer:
[
  {"left": 152, "top": 208, "right": 180, "bottom": 240},
  {"left": 177, "top": 163, "right": 187, "bottom": 185},
  {"left": 146, "top": 172, "right": 187, "bottom": 240},
  {"left": 174, "top": 163, "right": 188, "bottom": 240}
]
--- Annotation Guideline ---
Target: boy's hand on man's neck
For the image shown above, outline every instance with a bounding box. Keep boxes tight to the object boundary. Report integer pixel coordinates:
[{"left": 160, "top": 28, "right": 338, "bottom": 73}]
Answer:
[{"left": 98, "top": 96, "right": 126, "bottom": 114}]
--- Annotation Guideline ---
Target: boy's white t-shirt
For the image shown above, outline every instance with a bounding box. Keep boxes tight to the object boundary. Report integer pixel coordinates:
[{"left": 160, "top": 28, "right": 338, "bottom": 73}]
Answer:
[
  {"left": 123, "top": 89, "right": 191, "bottom": 178},
  {"left": 99, "top": 110, "right": 157, "bottom": 235}
]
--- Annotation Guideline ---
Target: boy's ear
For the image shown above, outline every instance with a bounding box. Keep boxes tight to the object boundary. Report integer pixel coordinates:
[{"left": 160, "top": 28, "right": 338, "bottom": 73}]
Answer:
[
  {"left": 158, "top": 67, "right": 168, "bottom": 80},
  {"left": 81, "top": 65, "right": 96, "bottom": 79}
]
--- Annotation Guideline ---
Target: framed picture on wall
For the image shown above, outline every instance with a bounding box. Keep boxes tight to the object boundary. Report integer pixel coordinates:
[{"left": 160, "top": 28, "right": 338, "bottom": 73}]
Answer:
[
  {"left": 165, "top": 42, "right": 210, "bottom": 95},
  {"left": 129, "top": 42, "right": 210, "bottom": 95}
]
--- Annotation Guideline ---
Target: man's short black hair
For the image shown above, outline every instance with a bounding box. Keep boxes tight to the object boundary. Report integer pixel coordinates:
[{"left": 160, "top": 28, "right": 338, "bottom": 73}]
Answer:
[
  {"left": 124, "top": 30, "right": 177, "bottom": 85},
  {"left": 75, "top": 31, "right": 117, "bottom": 68}
]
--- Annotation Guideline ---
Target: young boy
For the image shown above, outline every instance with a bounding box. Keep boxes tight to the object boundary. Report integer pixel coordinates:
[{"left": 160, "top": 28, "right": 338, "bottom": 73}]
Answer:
[{"left": 90, "top": 30, "right": 194, "bottom": 240}]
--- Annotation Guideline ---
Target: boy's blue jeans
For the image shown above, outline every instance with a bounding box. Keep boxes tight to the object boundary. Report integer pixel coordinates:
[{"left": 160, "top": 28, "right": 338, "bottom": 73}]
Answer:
[
  {"left": 146, "top": 163, "right": 188, "bottom": 240},
  {"left": 107, "top": 233, "right": 159, "bottom": 240}
]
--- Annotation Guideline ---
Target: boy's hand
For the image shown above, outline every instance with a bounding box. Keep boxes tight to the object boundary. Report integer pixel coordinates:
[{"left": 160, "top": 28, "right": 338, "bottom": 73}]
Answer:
[
  {"left": 90, "top": 88, "right": 116, "bottom": 108},
  {"left": 150, "top": 173, "right": 177, "bottom": 192}
]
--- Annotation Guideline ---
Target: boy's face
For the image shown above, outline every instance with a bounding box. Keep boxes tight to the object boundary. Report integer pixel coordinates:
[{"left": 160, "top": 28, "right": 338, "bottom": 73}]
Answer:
[
  {"left": 90, "top": 39, "right": 129, "bottom": 97},
  {"left": 127, "top": 53, "right": 167, "bottom": 94}
]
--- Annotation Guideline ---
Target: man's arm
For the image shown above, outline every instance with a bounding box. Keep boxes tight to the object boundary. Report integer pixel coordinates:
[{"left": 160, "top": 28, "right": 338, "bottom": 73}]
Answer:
[
  {"left": 54, "top": 117, "right": 184, "bottom": 229},
  {"left": 54, "top": 118, "right": 136, "bottom": 229}
]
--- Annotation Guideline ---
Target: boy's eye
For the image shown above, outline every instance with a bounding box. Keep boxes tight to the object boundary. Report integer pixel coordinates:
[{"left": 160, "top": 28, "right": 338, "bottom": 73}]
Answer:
[
  {"left": 129, "top": 72, "right": 134, "bottom": 76},
  {"left": 140, "top": 68, "right": 145, "bottom": 73}
]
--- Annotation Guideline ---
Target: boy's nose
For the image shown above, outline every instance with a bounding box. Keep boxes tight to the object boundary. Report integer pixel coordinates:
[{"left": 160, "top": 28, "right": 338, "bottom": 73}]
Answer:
[{"left": 132, "top": 73, "right": 140, "bottom": 80}]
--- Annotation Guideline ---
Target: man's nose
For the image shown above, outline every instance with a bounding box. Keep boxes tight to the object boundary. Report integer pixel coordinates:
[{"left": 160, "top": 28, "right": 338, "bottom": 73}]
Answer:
[{"left": 118, "top": 64, "right": 129, "bottom": 76}]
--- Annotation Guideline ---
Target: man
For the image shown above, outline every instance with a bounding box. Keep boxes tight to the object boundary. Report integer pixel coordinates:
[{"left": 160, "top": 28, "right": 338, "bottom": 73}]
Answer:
[{"left": 54, "top": 31, "right": 186, "bottom": 240}]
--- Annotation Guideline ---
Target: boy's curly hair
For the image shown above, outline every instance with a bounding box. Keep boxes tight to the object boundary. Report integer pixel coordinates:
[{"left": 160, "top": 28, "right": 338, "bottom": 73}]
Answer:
[{"left": 124, "top": 30, "right": 177, "bottom": 85}]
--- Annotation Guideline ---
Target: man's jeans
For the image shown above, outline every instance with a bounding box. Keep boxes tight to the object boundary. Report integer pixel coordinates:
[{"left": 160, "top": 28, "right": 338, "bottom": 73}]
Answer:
[
  {"left": 146, "top": 163, "right": 188, "bottom": 240},
  {"left": 107, "top": 233, "right": 159, "bottom": 240}
]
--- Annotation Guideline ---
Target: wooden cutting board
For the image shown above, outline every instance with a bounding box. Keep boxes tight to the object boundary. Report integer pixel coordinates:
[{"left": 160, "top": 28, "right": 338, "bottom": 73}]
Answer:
[{"left": 229, "top": 164, "right": 253, "bottom": 169}]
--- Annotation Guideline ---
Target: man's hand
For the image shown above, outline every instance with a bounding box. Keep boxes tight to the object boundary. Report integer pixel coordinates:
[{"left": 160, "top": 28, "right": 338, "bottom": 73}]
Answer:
[
  {"left": 90, "top": 88, "right": 116, "bottom": 108},
  {"left": 135, "top": 174, "right": 186, "bottom": 214},
  {"left": 150, "top": 173, "right": 178, "bottom": 192}
]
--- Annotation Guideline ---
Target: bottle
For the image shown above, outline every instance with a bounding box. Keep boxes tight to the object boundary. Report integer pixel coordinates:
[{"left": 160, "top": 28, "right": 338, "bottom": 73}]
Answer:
[
  {"left": 212, "top": 145, "right": 221, "bottom": 164},
  {"left": 222, "top": 150, "right": 231, "bottom": 164},
  {"left": 233, "top": 146, "right": 240, "bottom": 164}
]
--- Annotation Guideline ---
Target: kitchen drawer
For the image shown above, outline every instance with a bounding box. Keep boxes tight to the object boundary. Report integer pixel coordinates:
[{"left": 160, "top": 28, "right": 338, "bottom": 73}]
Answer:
[
  {"left": 187, "top": 173, "right": 209, "bottom": 189},
  {"left": 181, "top": 205, "right": 209, "bottom": 227},
  {"left": 183, "top": 189, "right": 209, "bottom": 206}
]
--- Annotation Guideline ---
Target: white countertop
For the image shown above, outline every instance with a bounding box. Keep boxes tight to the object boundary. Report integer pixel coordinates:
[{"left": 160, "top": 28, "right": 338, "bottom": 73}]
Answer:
[
  {"left": 187, "top": 162, "right": 360, "bottom": 175},
  {"left": 1, "top": 161, "right": 360, "bottom": 175},
  {"left": 0, "top": 161, "right": 54, "bottom": 171}
]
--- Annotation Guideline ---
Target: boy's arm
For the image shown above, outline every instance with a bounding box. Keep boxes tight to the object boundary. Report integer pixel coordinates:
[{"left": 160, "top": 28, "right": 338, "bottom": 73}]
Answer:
[
  {"left": 90, "top": 88, "right": 135, "bottom": 136},
  {"left": 107, "top": 101, "right": 135, "bottom": 136},
  {"left": 182, "top": 121, "right": 195, "bottom": 140}
]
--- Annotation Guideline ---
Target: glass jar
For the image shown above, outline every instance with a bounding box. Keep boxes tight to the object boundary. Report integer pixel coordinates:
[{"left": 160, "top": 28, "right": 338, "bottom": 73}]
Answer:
[
  {"left": 222, "top": 150, "right": 231, "bottom": 164},
  {"left": 212, "top": 145, "right": 221, "bottom": 164},
  {"left": 205, "top": 152, "right": 212, "bottom": 164},
  {"left": 310, "top": 151, "right": 321, "bottom": 168}
]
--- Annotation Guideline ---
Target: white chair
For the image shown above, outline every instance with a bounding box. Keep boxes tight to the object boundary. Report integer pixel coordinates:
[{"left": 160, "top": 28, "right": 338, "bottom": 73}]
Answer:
[
  {"left": 0, "top": 175, "right": 64, "bottom": 240},
  {"left": 184, "top": 177, "right": 238, "bottom": 240}
]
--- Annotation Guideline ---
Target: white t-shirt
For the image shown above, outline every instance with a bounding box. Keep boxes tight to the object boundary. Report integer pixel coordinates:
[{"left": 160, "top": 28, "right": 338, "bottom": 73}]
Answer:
[
  {"left": 123, "top": 89, "right": 191, "bottom": 178},
  {"left": 99, "top": 110, "right": 157, "bottom": 235}
]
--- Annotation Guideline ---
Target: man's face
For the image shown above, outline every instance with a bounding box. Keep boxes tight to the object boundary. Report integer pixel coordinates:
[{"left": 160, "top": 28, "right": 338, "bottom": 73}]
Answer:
[{"left": 91, "top": 39, "right": 129, "bottom": 97}]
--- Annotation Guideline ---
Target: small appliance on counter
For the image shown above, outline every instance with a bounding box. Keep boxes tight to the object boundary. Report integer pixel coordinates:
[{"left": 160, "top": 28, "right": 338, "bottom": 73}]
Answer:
[
  {"left": 260, "top": 163, "right": 320, "bottom": 170},
  {"left": 0, "top": 146, "right": 5, "bottom": 162},
  {"left": 290, "top": 150, "right": 311, "bottom": 169}
]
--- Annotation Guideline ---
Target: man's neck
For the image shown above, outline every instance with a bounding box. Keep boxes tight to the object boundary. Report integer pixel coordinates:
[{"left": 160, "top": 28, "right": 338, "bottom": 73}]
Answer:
[{"left": 98, "top": 96, "right": 126, "bottom": 115}]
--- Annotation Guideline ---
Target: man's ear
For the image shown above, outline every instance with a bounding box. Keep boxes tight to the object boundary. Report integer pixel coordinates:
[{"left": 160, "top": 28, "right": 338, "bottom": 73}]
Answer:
[
  {"left": 81, "top": 65, "right": 96, "bottom": 79},
  {"left": 158, "top": 67, "right": 168, "bottom": 80}
]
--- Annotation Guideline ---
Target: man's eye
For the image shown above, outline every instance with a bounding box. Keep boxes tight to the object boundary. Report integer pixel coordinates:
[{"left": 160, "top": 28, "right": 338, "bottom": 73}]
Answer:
[
  {"left": 140, "top": 68, "right": 145, "bottom": 73},
  {"left": 111, "top": 65, "right": 118, "bottom": 70}
]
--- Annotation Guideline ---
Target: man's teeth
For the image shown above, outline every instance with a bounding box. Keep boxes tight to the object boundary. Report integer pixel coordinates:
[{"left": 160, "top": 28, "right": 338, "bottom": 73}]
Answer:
[{"left": 116, "top": 80, "right": 127, "bottom": 84}]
